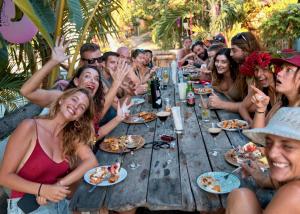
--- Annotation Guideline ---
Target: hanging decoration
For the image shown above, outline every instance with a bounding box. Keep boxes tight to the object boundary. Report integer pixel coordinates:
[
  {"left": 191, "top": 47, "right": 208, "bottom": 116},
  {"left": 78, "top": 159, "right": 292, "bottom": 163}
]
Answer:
[{"left": 0, "top": 0, "right": 38, "bottom": 44}]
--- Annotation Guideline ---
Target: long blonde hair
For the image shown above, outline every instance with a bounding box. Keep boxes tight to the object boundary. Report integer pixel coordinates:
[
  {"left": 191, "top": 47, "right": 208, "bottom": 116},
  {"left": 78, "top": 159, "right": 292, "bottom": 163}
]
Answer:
[{"left": 45, "top": 88, "right": 95, "bottom": 166}]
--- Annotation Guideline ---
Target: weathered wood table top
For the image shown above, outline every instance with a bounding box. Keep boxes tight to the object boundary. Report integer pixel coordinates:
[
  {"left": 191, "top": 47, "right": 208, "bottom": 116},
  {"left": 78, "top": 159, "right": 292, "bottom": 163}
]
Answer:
[{"left": 70, "top": 79, "right": 272, "bottom": 213}]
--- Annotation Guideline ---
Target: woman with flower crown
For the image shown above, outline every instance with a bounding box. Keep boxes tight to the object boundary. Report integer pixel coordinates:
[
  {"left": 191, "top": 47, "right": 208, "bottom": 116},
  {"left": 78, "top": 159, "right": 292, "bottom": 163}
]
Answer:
[
  {"left": 238, "top": 51, "right": 280, "bottom": 126},
  {"left": 250, "top": 55, "right": 300, "bottom": 128}
]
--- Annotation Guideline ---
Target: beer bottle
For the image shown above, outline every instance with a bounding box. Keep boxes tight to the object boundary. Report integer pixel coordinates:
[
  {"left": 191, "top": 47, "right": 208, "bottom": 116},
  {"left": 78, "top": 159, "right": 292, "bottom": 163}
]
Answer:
[{"left": 186, "top": 81, "right": 195, "bottom": 107}]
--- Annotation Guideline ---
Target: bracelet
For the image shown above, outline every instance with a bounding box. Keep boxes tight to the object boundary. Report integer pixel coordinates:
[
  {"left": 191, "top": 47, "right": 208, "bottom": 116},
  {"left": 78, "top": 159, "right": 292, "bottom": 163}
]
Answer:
[
  {"left": 38, "top": 183, "right": 43, "bottom": 196},
  {"left": 256, "top": 110, "right": 265, "bottom": 114}
]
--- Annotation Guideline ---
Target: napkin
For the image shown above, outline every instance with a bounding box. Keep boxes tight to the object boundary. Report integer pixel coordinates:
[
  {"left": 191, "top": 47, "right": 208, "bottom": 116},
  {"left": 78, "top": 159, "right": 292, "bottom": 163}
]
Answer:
[
  {"left": 171, "top": 60, "right": 177, "bottom": 84},
  {"left": 171, "top": 106, "right": 183, "bottom": 131}
]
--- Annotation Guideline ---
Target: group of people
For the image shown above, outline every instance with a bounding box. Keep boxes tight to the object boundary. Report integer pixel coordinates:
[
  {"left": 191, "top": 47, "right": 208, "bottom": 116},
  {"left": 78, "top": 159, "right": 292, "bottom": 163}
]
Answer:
[
  {"left": 0, "top": 30, "right": 300, "bottom": 214},
  {"left": 0, "top": 37, "right": 157, "bottom": 213},
  {"left": 178, "top": 32, "right": 300, "bottom": 213}
]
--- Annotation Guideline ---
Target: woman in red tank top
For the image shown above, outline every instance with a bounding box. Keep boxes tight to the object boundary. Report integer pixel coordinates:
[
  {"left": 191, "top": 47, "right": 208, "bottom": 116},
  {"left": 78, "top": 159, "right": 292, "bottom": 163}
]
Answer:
[{"left": 0, "top": 88, "right": 98, "bottom": 213}]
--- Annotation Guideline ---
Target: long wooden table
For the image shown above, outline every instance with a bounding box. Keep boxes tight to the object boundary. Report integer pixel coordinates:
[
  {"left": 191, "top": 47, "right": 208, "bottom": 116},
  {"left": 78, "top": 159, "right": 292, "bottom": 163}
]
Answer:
[{"left": 70, "top": 80, "right": 272, "bottom": 213}]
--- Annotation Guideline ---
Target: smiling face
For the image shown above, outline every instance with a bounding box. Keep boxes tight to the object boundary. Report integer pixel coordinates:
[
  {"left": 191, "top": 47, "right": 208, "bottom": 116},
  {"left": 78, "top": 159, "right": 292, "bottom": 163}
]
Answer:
[
  {"left": 133, "top": 52, "right": 146, "bottom": 66},
  {"left": 105, "top": 55, "right": 118, "bottom": 72},
  {"left": 74, "top": 68, "right": 100, "bottom": 96},
  {"left": 81, "top": 50, "right": 102, "bottom": 69},
  {"left": 265, "top": 134, "right": 300, "bottom": 183},
  {"left": 276, "top": 64, "right": 300, "bottom": 95},
  {"left": 254, "top": 67, "right": 274, "bottom": 88},
  {"left": 230, "top": 45, "right": 247, "bottom": 64},
  {"left": 193, "top": 44, "right": 205, "bottom": 58},
  {"left": 183, "top": 38, "right": 192, "bottom": 49},
  {"left": 59, "top": 91, "right": 89, "bottom": 121},
  {"left": 215, "top": 54, "right": 230, "bottom": 75}
]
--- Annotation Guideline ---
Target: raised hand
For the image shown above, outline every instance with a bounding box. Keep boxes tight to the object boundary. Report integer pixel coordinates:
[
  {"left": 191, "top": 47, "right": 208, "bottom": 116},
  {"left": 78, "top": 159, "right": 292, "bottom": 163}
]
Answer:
[
  {"left": 39, "top": 184, "right": 70, "bottom": 203},
  {"left": 111, "top": 58, "right": 130, "bottom": 86},
  {"left": 116, "top": 98, "right": 133, "bottom": 122},
  {"left": 250, "top": 85, "right": 270, "bottom": 113},
  {"left": 51, "top": 37, "right": 71, "bottom": 63},
  {"left": 134, "top": 84, "right": 147, "bottom": 95}
]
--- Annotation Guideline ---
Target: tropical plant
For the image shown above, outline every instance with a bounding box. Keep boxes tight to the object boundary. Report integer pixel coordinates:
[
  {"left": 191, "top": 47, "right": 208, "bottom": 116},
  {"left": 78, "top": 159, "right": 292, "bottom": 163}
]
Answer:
[{"left": 260, "top": 3, "right": 300, "bottom": 52}]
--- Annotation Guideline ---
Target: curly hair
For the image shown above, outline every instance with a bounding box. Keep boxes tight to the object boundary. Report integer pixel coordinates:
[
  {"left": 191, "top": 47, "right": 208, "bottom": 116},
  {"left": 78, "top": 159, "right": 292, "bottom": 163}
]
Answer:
[
  {"left": 65, "top": 65, "right": 104, "bottom": 115},
  {"left": 44, "top": 88, "right": 95, "bottom": 167}
]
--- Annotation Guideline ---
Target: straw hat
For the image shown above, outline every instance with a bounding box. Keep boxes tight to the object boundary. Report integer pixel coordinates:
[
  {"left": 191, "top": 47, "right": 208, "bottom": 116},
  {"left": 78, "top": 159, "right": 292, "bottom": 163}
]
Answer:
[{"left": 243, "top": 107, "right": 300, "bottom": 145}]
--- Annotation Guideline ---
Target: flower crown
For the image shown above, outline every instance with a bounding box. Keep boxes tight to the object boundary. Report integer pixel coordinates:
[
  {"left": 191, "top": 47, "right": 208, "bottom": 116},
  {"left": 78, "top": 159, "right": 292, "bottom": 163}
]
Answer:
[{"left": 239, "top": 51, "right": 272, "bottom": 76}]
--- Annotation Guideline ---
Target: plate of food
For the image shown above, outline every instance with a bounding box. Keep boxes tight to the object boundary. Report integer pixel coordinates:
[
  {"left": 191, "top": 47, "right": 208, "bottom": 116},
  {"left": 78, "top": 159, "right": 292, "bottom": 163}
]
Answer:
[
  {"left": 84, "top": 163, "right": 127, "bottom": 186},
  {"left": 131, "top": 97, "right": 145, "bottom": 105},
  {"left": 217, "top": 119, "right": 249, "bottom": 131},
  {"left": 197, "top": 171, "right": 240, "bottom": 194},
  {"left": 100, "top": 135, "right": 145, "bottom": 153},
  {"left": 224, "top": 142, "right": 269, "bottom": 169},
  {"left": 123, "top": 111, "right": 157, "bottom": 124},
  {"left": 194, "top": 87, "right": 213, "bottom": 95}
]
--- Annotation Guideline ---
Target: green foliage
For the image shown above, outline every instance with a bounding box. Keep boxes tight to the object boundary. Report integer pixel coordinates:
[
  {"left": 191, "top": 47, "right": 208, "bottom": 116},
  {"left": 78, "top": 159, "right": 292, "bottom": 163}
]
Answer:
[
  {"left": 67, "top": 0, "right": 84, "bottom": 31},
  {"left": 260, "top": 3, "right": 300, "bottom": 52},
  {"left": 0, "top": 64, "right": 26, "bottom": 114}
]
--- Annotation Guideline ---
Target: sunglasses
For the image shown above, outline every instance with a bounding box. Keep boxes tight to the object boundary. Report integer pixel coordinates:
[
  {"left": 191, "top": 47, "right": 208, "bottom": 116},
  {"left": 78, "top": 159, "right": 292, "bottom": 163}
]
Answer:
[
  {"left": 236, "top": 33, "right": 247, "bottom": 42},
  {"left": 81, "top": 57, "right": 102, "bottom": 64}
]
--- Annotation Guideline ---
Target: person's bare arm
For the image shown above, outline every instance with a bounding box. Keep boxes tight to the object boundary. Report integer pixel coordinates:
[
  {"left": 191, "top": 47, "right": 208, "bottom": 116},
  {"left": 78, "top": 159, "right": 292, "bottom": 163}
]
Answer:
[
  {"left": 208, "top": 92, "right": 240, "bottom": 112},
  {"left": 100, "top": 59, "right": 130, "bottom": 118},
  {"left": 97, "top": 99, "right": 132, "bottom": 139},
  {"left": 0, "top": 119, "right": 70, "bottom": 202},
  {"left": 250, "top": 86, "right": 270, "bottom": 128},
  {"left": 58, "top": 144, "right": 98, "bottom": 186},
  {"left": 239, "top": 95, "right": 254, "bottom": 125},
  {"left": 264, "top": 182, "right": 300, "bottom": 214},
  {"left": 20, "top": 38, "right": 69, "bottom": 107}
]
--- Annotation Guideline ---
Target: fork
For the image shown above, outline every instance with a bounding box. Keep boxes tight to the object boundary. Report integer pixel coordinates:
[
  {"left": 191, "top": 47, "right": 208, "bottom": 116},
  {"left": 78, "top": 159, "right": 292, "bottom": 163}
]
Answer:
[{"left": 223, "top": 167, "right": 242, "bottom": 180}]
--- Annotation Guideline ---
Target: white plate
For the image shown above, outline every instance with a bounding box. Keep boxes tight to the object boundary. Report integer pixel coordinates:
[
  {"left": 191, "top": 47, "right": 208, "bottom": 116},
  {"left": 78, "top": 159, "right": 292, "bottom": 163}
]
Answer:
[
  {"left": 84, "top": 166, "right": 127, "bottom": 186},
  {"left": 217, "top": 119, "right": 249, "bottom": 131},
  {"left": 197, "top": 171, "right": 240, "bottom": 194},
  {"left": 131, "top": 97, "right": 145, "bottom": 105}
]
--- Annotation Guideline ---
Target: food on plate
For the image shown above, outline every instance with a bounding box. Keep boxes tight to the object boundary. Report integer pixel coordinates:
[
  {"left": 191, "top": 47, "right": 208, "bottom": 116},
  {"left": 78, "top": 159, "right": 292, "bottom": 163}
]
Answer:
[
  {"left": 108, "top": 162, "right": 121, "bottom": 183},
  {"left": 228, "top": 142, "right": 269, "bottom": 168},
  {"left": 89, "top": 162, "right": 121, "bottom": 184},
  {"left": 194, "top": 87, "right": 213, "bottom": 94},
  {"left": 201, "top": 176, "right": 215, "bottom": 186},
  {"left": 103, "top": 137, "right": 122, "bottom": 151},
  {"left": 212, "top": 185, "right": 221, "bottom": 192},
  {"left": 200, "top": 176, "right": 222, "bottom": 192},
  {"left": 89, "top": 167, "right": 109, "bottom": 184},
  {"left": 220, "top": 119, "right": 248, "bottom": 129},
  {"left": 138, "top": 112, "right": 156, "bottom": 121}
]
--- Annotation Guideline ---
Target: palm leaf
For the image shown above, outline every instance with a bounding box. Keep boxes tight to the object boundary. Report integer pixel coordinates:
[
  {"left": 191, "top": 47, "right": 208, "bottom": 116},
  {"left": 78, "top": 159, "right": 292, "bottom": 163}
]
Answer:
[{"left": 66, "top": 0, "right": 84, "bottom": 31}]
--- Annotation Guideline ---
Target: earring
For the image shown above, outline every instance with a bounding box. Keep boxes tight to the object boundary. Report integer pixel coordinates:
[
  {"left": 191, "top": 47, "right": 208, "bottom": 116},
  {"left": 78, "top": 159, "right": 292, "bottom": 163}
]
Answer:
[{"left": 74, "top": 120, "right": 81, "bottom": 129}]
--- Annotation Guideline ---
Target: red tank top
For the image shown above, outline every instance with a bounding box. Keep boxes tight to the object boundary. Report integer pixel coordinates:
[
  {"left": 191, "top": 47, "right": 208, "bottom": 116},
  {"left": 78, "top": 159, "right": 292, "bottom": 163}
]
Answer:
[{"left": 11, "top": 121, "right": 70, "bottom": 198}]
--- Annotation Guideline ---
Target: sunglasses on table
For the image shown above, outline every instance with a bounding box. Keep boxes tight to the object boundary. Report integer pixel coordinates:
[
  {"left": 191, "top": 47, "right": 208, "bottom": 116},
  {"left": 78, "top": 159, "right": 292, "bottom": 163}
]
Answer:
[{"left": 81, "top": 57, "right": 102, "bottom": 64}]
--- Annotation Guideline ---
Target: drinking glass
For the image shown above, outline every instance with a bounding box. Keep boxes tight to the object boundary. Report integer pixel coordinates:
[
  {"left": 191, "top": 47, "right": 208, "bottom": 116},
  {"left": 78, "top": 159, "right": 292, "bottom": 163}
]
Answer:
[
  {"left": 162, "top": 69, "right": 169, "bottom": 89},
  {"left": 178, "top": 83, "right": 187, "bottom": 101},
  {"left": 127, "top": 142, "right": 139, "bottom": 169},
  {"left": 208, "top": 122, "right": 222, "bottom": 144},
  {"left": 164, "top": 98, "right": 172, "bottom": 112},
  {"left": 157, "top": 111, "right": 171, "bottom": 134}
]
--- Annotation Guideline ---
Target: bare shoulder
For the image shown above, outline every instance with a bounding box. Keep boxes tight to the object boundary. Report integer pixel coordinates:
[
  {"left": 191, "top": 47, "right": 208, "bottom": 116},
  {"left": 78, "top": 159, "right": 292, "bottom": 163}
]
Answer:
[{"left": 265, "top": 181, "right": 300, "bottom": 213}]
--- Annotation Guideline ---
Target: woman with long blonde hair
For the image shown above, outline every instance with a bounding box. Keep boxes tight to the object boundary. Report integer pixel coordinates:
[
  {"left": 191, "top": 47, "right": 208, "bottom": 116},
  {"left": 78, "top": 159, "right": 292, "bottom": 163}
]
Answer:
[{"left": 0, "top": 88, "right": 98, "bottom": 213}]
